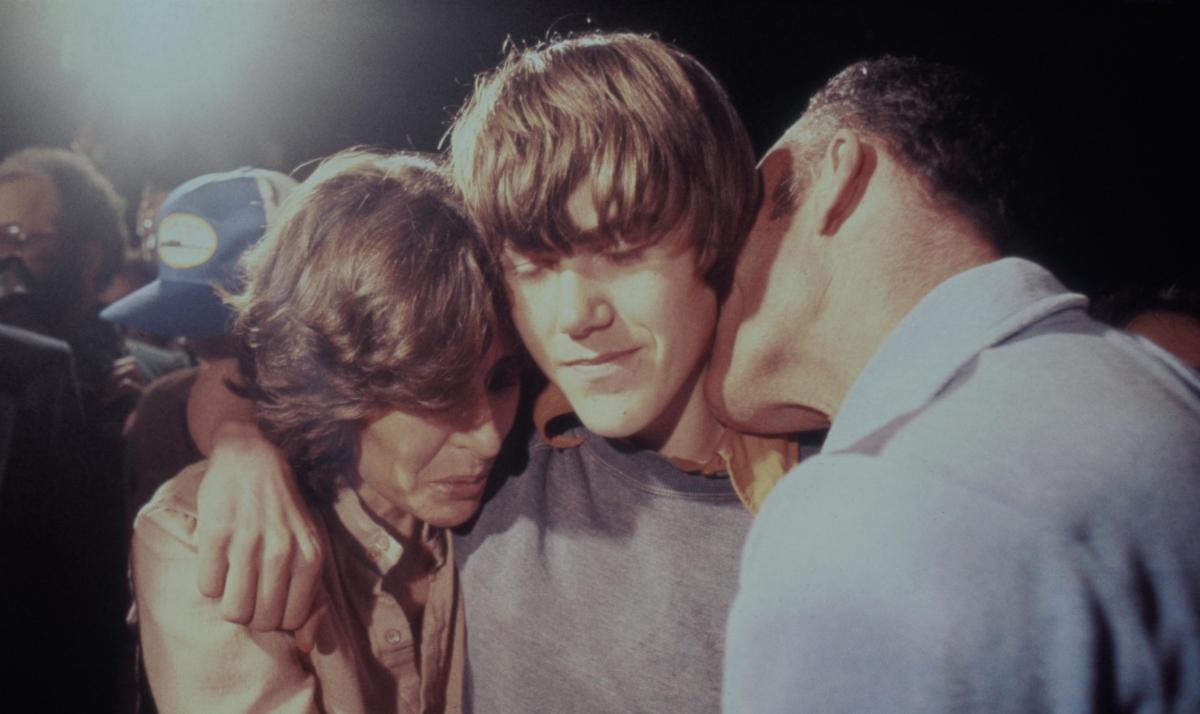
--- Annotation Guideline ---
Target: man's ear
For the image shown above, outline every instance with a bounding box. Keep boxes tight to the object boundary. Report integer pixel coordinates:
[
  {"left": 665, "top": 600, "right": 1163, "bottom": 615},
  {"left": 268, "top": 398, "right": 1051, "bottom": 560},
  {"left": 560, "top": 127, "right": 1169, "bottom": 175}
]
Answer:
[{"left": 811, "top": 129, "right": 872, "bottom": 236}]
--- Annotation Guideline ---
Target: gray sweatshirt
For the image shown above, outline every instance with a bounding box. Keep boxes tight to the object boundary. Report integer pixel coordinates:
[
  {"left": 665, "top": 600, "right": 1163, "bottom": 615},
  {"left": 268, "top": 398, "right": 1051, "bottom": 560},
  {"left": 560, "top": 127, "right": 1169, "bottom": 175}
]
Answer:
[{"left": 455, "top": 425, "right": 752, "bottom": 713}]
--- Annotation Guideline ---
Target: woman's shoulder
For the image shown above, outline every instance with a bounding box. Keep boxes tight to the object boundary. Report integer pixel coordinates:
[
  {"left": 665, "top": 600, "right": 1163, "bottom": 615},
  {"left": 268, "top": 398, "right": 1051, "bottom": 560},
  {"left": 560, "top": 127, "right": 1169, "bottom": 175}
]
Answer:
[{"left": 133, "top": 460, "right": 209, "bottom": 551}]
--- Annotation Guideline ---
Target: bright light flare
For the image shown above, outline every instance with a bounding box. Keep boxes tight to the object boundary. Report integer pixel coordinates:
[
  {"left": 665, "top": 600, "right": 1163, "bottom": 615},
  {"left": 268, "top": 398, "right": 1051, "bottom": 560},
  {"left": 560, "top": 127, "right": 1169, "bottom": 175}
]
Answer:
[{"left": 55, "top": 0, "right": 282, "bottom": 127}]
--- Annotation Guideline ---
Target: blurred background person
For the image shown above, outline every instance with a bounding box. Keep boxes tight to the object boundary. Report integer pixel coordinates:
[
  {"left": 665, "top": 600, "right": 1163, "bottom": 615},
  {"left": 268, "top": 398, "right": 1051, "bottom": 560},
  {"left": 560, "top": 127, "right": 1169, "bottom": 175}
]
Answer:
[
  {"left": 0, "top": 147, "right": 128, "bottom": 404},
  {"left": 0, "top": 145, "right": 131, "bottom": 713},
  {"left": 102, "top": 166, "right": 294, "bottom": 714},
  {"left": 1091, "top": 286, "right": 1200, "bottom": 370},
  {"left": 103, "top": 166, "right": 296, "bottom": 521},
  {"left": 0, "top": 147, "right": 186, "bottom": 429}
]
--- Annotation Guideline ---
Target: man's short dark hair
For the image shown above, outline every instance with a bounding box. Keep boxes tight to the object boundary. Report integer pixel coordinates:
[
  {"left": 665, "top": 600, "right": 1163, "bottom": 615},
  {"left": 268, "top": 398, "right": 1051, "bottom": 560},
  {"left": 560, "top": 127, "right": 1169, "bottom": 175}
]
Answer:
[
  {"left": 791, "top": 56, "right": 1021, "bottom": 249},
  {"left": 0, "top": 147, "right": 127, "bottom": 291}
]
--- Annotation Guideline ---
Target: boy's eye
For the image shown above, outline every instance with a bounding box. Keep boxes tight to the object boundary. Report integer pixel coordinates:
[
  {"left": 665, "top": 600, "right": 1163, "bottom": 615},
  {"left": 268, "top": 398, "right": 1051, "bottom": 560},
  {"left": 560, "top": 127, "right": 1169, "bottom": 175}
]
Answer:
[
  {"left": 603, "top": 244, "right": 648, "bottom": 267},
  {"left": 509, "top": 260, "right": 542, "bottom": 278},
  {"left": 504, "top": 251, "right": 556, "bottom": 279}
]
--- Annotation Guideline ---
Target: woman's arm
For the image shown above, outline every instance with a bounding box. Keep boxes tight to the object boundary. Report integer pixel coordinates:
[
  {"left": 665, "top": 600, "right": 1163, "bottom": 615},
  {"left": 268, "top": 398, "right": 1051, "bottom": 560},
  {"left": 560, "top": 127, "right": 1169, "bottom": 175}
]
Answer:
[{"left": 132, "top": 464, "right": 320, "bottom": 713}]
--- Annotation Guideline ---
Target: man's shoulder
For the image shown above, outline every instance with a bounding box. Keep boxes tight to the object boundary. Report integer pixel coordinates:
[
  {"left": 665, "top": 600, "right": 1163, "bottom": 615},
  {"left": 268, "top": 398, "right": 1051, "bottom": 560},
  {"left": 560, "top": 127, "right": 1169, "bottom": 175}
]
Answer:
[
  {"left": 759, "top": 444, "right": 1195, "bottom": 582},
  {"left": 0, "top": 323, "right": 75, "bottom": 389},
  {"left": 966, "top": 308, "right": 1198, "bottom": 422},
  {"left": 0, "top": 322, "right": 72, "bottom": 361},
  {"left": 874, "top": 313, "right": 1200, "bottom": 501}
]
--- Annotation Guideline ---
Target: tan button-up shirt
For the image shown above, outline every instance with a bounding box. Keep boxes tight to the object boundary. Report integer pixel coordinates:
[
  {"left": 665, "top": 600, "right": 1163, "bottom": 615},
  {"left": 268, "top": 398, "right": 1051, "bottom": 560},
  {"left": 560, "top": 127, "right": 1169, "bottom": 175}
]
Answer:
[{"left": 133, "top": 462, "right": 464, "bottom": 713}]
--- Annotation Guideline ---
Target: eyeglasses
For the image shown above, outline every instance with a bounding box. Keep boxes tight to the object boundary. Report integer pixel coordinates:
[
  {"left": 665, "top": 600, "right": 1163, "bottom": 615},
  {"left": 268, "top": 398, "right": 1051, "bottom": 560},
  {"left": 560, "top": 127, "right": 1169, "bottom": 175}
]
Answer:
[{"left": 0, "top": 223, "right": 59, "bottom": 251}]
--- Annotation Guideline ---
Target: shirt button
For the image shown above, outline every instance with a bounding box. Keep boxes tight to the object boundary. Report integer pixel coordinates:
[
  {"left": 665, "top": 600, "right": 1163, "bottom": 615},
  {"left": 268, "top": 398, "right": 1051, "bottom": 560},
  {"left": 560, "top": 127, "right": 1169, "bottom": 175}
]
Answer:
[
  {"left": 384, "top": 629, "right": 403, "bottom": 645},
  {"left": 374, "top": 534, "right": 390, "bottom": 551}
]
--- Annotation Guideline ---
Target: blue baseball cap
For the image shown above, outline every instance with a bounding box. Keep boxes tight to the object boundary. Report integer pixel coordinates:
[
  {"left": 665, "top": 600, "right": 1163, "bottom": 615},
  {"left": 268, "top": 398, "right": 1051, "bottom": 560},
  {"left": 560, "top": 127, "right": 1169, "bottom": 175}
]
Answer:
[{"left": 101, "top": 167, "right": 296, "bottom": 337}]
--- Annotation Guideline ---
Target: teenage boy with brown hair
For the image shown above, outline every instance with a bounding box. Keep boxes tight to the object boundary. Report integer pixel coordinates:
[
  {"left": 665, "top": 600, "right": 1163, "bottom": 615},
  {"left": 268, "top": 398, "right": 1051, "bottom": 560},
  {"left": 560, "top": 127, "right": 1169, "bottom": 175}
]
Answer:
[{"left": 444, "top": 33, "right": 802, "bottom": 712}]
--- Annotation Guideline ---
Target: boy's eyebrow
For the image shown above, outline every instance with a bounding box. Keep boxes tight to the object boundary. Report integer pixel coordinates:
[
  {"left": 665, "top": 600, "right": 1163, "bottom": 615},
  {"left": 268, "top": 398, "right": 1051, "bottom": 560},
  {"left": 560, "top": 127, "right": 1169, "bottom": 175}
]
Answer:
[{"left": 501, "top": 243, "right": 539, "bottom": 259}]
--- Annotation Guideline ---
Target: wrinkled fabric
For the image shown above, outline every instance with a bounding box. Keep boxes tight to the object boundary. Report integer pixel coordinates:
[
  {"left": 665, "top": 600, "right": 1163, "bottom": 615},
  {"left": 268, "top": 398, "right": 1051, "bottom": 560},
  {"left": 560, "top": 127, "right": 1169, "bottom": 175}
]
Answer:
[{"left": 134, "top": 462, "right": 464, "bottom": 713}]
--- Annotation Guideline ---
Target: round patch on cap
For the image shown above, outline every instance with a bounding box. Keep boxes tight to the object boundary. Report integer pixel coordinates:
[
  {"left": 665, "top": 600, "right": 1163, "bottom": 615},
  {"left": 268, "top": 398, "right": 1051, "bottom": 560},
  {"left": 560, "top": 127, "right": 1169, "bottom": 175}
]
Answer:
[{"left": 157, "top": 213, "right": 218, "bottom": 269}]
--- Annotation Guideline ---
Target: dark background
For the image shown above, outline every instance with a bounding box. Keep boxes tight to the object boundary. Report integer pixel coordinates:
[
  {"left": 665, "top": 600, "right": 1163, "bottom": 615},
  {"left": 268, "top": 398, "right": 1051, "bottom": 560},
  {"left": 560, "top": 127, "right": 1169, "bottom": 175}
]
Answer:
[{"left": 1, "top": 0, "right": 1192, "bottom": 295}]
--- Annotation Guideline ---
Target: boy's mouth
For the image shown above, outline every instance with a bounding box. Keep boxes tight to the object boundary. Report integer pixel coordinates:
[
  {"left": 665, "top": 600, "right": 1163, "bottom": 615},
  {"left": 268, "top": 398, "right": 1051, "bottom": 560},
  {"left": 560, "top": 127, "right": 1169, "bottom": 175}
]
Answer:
[{"left": 561, "top": 347, "right": 641, "bottom": 378}]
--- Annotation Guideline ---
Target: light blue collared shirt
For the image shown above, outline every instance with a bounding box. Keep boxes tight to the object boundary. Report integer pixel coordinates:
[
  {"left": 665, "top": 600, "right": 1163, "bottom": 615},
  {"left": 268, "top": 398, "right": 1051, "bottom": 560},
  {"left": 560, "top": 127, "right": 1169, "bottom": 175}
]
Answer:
[{"left": 724, "top": 258, "right": 1200, "bottom": 713}]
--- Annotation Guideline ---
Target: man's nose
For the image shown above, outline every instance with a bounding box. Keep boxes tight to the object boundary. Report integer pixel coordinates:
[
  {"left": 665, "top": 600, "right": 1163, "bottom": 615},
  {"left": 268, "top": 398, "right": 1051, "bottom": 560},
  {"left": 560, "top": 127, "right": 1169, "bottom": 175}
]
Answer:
[{"left": 555, "top": 269, "right": 613, "bottom": 339}]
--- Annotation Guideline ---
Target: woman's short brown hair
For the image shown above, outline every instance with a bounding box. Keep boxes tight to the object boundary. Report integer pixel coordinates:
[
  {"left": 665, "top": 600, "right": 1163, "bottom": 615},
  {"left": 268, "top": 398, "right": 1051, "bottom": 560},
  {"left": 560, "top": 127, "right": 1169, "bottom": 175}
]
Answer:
[
  {"left": 230, "top": 150, "right": 511, "bottom": 500},
  {"left": 448, "top": 32, "right": 757, "bottom": 296}
]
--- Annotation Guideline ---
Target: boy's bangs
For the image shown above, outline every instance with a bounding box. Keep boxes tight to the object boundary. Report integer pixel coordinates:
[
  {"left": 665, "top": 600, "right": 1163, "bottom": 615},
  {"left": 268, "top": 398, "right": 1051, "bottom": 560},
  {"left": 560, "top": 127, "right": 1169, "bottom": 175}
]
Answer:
[
  {"left": 508, "top": 128, "right": 704, "bottom": 259},
  {"left": 450, "top": 31, "right": 758, "bottom": 295}
]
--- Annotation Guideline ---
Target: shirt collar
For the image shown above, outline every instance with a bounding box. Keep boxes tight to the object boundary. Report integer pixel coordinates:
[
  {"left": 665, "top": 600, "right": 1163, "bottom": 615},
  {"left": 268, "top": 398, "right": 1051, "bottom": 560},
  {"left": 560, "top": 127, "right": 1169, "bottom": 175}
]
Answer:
[
  {"left": 329, "top": 487, "right": 448, "bottom": 575},
  {"left": 824, "top": 257, "right": 1087, "bottom": 453},
  {"left": 533, "top": 383, "right": 800, "bottom": 513}
]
